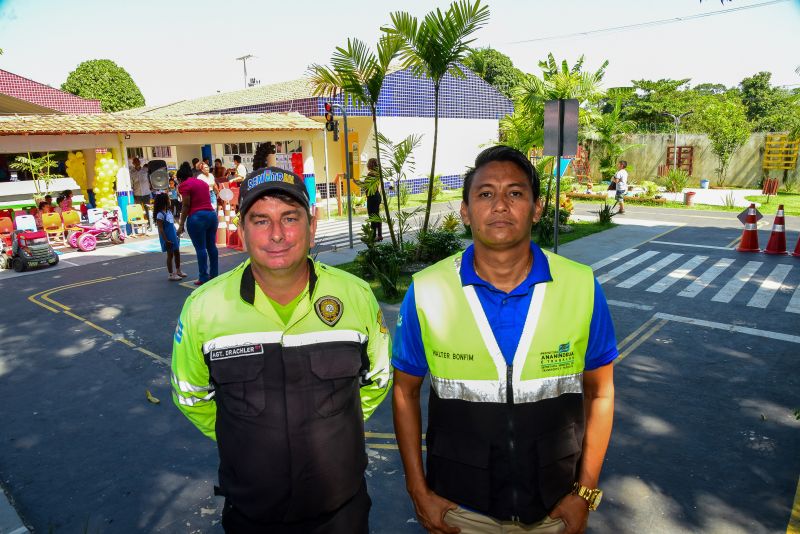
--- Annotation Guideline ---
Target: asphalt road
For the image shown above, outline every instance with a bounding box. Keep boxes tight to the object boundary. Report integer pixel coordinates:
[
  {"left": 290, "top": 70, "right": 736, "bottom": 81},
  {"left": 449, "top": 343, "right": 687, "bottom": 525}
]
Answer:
[{"left": 0, "top": 204, "right": 798, "bottom": 533}]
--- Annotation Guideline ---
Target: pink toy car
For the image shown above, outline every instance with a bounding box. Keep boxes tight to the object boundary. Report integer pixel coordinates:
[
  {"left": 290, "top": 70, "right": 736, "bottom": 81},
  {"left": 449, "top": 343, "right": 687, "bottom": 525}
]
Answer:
[{"left": 67, "top": 211, "right": 126, "bottom": 252}]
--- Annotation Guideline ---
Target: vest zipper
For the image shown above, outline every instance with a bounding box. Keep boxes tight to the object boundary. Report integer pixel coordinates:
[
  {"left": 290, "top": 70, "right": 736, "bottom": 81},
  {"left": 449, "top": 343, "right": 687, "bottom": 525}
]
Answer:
[{"left": 506, "top": 364, "right": 520, "bottom": 521}]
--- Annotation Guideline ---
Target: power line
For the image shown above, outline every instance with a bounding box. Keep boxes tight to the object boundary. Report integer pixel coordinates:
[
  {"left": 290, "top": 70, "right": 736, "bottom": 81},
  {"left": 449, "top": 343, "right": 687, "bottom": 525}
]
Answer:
[{"left": 509, "top": 0, "right": 790, "bottom": 44}]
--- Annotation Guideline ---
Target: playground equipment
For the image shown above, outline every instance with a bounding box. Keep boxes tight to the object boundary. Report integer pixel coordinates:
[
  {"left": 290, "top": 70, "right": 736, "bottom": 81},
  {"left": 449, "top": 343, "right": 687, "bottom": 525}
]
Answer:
[{"left": 66, "top": 211, "right": 126, "bottom": 252}]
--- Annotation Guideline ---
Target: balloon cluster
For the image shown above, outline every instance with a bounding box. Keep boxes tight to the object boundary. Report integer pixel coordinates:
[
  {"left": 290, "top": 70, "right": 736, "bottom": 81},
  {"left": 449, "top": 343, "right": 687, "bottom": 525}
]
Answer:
[
  {"left": 94, "top": 152, "right": 120, "bottom": 209},
  {"left": 65, "top": 151, "right": 89, "bottom": 200}
]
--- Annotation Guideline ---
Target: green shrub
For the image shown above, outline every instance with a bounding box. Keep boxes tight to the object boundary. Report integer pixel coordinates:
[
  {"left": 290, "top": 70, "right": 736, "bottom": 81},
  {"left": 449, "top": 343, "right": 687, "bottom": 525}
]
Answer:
[
  {"left": 424, "top": 175, "right": 444, "bottom": 202},
  {"left": 597, "top": 202, "right": 615, "bottom": 225},
  {"left": 398, "top": 183, "right": 411, "bottom": 207},
  {"left": 416, "top": 229, "right": 464, "bottom": 263},
  {"left": 639, "top": 180, "right": 660, "bottom": 197},
  {"left": 355, "top": 243, "right": 411, "bottom": 299},
  {"left": 441, "top": 212, "right": 461, "bottom": 233},
  {"left": 663, "top": 169, "right": 691, "bottom": 193}
]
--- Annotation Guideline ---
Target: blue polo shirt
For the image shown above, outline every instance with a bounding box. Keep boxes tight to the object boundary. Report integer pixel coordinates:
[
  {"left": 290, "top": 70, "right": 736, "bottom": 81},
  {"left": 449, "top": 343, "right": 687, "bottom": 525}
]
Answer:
[{"left": 392, "top": 243, "right": 618, "bottom": 376}]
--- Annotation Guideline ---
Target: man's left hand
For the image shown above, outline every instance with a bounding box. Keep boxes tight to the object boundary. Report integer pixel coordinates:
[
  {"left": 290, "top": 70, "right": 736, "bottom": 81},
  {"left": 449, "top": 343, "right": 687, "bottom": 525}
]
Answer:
[{"left": 549, "top": 494, "right": 589, "bottom": 534}]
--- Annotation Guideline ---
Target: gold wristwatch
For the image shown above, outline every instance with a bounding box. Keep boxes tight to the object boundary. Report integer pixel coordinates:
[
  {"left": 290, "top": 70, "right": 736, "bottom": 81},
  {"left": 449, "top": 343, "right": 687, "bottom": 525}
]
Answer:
[{"left": 572, "top": 483, "right": 603, "bottom": 511}]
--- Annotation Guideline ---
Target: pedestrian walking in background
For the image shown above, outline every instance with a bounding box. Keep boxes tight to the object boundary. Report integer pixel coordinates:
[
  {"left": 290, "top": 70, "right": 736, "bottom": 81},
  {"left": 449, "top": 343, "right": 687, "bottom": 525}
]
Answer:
[
  {"left": 365, "top": 158, "right": 383, "bottom": 241},
  {"left": 153, "top": 193, "right": 186, "bottom": 281},
  {"left": 611, "top": 160, "right": 628, "bottom": 215},
  {"left": 177, "top": 161, "right": 218, "bottom": 286}
]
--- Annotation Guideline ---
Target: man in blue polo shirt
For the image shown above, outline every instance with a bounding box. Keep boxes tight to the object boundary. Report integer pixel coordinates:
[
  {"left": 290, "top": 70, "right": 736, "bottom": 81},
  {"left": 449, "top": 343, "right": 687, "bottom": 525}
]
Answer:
[{"left": 392, "top": 146, "right": 617, "bottom": 534}]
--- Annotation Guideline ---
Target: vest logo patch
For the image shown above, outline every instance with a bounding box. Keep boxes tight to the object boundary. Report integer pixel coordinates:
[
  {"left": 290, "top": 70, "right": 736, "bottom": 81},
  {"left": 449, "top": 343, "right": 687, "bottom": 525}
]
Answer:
[
  {"left": 540, "top": 342, "right": 575, "bottom": 372},
  {"left": 315, "top": 296, "right": 343, "bottom": 326},
  {"left": 378, "top": 310, "right": 388, "bottom": 334},
  {"left": 209, "top": 344, "right": 264, "bottom": 361}
]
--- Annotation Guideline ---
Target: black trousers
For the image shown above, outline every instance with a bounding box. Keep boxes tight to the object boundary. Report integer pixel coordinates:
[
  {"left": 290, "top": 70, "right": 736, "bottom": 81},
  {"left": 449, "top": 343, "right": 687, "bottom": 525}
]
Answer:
[{"left": 221, "top": 479, "right": 371, "bottom": 534}]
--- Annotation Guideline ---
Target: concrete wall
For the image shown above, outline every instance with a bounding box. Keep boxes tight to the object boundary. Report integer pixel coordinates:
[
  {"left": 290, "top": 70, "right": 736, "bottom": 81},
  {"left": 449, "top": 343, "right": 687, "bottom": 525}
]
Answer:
[{"left": 590, "top": 133, "right": 799, "bottom": 187}]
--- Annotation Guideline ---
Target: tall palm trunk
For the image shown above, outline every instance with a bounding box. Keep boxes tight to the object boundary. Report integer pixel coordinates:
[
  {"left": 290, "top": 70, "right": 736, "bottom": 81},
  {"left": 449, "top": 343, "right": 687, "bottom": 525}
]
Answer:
[
  {"left": 421, "top": 83, "right": 440, "bottom": 235},
  {"left": 372, "top": 107, "right": 398, "bottom": 246}
]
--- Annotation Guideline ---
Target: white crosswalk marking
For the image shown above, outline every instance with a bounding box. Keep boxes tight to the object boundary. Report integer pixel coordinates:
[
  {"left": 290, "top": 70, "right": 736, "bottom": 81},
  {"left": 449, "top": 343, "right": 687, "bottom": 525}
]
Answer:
[
  {"left": 787, "top": 284, "right": 800, "bottom": 314},
  {"left": 711, "top": 261, "right": 763, "bottom": 303},
  {"left": 678, "top": 257, "right": 735, "bottom": 298},
  {"left": 617, "top": 253, "right": 683, "bottom": 289},
  {"left": 646, "top": 255, "right": 708, "bottom": 294},
  {"left": 597, "top": 251, "right": 660, "bottom": 285},
  {"left": 591, "top": 248, "right": 637, "bottom": 271},
  {"left": 748, "top": 264, "right": 793, "bottom": 309}
]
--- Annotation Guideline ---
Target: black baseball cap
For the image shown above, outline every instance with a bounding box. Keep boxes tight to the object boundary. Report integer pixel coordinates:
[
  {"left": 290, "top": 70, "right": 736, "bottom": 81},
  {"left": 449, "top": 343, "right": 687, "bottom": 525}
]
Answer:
[{"left": 238, "top": 166, "right": 310, "bottom": 216}]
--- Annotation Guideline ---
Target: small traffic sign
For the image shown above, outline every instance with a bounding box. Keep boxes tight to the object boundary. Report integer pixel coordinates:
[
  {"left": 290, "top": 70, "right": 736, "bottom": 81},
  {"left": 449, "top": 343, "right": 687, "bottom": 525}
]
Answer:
[{"left": 737, "top": 207, "right": 763, "bottom": 225}]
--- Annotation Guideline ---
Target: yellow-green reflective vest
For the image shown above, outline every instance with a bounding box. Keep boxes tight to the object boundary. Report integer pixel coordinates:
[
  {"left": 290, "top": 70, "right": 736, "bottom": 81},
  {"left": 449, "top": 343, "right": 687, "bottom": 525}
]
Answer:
[{"left": 412, "top": 248, "right": 595, "bottom": 523}]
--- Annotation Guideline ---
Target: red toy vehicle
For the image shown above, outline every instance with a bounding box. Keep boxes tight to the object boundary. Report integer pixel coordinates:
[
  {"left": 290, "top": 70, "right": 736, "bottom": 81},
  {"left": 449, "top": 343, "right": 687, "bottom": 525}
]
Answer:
[
  {"left": 0, "top": 229, "right": 59, "bottom": 272},
  {"left": 66, "top": 211, "right": 125, "bottom": 252}
]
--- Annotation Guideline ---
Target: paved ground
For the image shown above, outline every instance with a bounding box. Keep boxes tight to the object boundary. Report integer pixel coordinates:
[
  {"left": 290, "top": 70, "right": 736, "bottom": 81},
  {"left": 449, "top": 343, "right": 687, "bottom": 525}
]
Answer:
[{"left": 0, "top": 204, "right": 798, "bottom": 533}]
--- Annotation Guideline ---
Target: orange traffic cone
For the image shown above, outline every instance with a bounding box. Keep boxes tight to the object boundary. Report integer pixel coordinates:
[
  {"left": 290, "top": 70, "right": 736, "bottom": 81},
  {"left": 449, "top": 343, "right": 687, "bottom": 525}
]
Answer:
[
  {"left": 791, "top": 233, "right": 800, "bottom": 257},
  {"left": 763, "top": 205, "right": 787, "bottom": 255},
  {"left": 226, "top": 204, "right": 244, "bottom": 251},
  {"left": 737, "top": 203, "right": 760, "bottom": 253},
  {"left": 216, "top": 208, "right": 227, "bottom": 246}
]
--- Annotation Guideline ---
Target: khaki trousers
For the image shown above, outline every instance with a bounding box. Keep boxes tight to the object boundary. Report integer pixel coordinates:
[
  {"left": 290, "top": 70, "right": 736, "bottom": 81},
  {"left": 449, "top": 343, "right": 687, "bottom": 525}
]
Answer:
[{"left": 443, "top": 506, "right": 566, "bottom": 534}]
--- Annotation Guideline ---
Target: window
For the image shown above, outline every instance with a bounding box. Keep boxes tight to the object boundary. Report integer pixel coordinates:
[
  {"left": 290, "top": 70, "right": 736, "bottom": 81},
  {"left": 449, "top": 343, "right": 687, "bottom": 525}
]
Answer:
[
  {"left": 153, "top": 146, "right": 172, "bottom": 158},
  {"left": 127, "top": 147, "right": 144, "bottom": 159}
]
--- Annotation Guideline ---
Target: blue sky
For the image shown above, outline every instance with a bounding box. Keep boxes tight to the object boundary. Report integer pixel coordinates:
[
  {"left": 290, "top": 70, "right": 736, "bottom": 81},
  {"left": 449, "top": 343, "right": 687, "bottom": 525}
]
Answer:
[{"left": 1, "top": 0, "right": 798, "bottom": 107}]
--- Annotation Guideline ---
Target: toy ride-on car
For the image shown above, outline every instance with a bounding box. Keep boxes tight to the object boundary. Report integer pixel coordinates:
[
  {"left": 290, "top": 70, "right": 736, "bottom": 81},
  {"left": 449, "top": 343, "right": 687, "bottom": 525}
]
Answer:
[
  {"left": 67, "top": 211, "right": 125, "bottom": 252},
  {"left": 0, "top": 230, "right": 59, "bottom": 272}
]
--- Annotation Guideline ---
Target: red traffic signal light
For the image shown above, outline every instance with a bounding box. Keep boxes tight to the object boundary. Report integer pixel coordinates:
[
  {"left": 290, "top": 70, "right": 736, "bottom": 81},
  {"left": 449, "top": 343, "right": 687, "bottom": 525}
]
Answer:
[{"left": 324, "top": 102, "right": 337, "bottom": 135}]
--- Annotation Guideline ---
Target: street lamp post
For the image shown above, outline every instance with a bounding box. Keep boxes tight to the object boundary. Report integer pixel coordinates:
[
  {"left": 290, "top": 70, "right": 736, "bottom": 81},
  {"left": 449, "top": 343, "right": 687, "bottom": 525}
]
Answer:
[{"left": 661, "top": 110, "right": 693, "bottom": 170}]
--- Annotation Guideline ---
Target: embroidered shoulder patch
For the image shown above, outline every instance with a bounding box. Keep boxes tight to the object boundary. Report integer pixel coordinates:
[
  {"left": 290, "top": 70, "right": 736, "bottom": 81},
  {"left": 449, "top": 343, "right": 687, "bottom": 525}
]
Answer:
[{"left": 315, "top": 296, "right": 343, "bottom": 326}]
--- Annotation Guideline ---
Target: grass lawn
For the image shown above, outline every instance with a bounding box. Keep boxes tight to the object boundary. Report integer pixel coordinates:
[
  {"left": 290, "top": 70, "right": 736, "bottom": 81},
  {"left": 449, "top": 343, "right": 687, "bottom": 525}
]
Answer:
[
  {"left": 743, "top": 192, "right": 800, "bottom": 216},
  {"left": 338, "top": 219, "right": 615, "bottom": 304}
]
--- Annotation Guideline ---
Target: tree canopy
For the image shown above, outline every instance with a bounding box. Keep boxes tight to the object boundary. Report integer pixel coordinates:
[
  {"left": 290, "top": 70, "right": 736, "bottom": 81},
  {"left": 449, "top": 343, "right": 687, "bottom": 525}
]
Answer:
[
  {"left": 61, "top": 59, "right": 145, "bottom": 112},
  {"left": 462, "top": 47, "right": 523, "bottom": 98}
]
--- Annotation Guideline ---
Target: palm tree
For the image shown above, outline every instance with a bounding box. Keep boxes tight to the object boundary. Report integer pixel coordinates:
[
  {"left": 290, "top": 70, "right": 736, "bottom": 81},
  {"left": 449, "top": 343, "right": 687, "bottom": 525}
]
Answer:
[
  {"left": 384, "top": 0, "right": 490, "bottom": 235},
  {"left": 308, "top": 35, "right": 403, "bottom": 247},
  {"left": 587, "top": 91, "right": 639, "bottom": 179}
]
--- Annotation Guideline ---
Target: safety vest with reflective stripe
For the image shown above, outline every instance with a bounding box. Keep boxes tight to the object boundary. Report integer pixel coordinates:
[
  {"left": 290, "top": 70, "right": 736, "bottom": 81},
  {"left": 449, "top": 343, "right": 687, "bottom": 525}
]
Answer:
[
  {"left": 171, "top": 259, "right": 391, "bottom": 524},
  {"left": 412, "top": 248, "right": 594, "bottom": 523}
]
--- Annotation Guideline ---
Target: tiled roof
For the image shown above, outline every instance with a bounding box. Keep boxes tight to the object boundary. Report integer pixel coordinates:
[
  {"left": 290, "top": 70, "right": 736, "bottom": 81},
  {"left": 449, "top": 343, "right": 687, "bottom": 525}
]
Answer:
[
  {"left": 0, "top": 69, "right": 102, "bottom": 114},
  {"left": 0, "top": 112, "right": 323, "bottom": 136},
  {"left": 126, "top": 78, "right": 317, "bottom": 117}
]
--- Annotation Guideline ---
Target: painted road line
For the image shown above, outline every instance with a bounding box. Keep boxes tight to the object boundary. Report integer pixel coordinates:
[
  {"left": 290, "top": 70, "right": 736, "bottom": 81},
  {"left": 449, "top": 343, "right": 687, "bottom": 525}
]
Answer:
[
  {"left": 617, "top": 253, "right": 683, "bottom": 289},
  {"left": 726, "top": 235, "right": 742, "bottom": 249},
  {"left": 787, "top": 284, "right": 800, "bottom": 315},
  {"left": 646, "top": 255, "right": 708, "bottom": 294},
  {"left": 711, "top": 261, "right": 763, "bottom": 303},
  {"left": 365, "top": 432, "right": 398, "bottom": 439},
  {"left": 677, "top": 257, "right": 735, "bottom": 298},
  {"left": 606, "top": 300, "right": 654, "bottom": 311},
  {"left": 788, "top": 475, "right": 800, "bottom": 534},
  {"left": 616, "top": 314, "right": 660, "bottom": 354},
  {"left": 589, "top": 249, "right": 637, "bottom": 271},
  {"left": 654, "top": 312, "right": 800, "bottom": 344},
  {"left": 597, "top": 251, "right": 660, "bottom": 285},
  {"left": 616, "top": 319, "right": 669, "bottom": 363},
  {"left": 747, "top": 264, "right": 793, "bottom": 309},
  {"left": 650, "top": 241, "right": 735, "bottom": 251},
  {"left": 629, "top": 224, "right": 684, "bottom": 249},
  {"left": 135, "top": 347, "right": 169, "bottom": 366}
]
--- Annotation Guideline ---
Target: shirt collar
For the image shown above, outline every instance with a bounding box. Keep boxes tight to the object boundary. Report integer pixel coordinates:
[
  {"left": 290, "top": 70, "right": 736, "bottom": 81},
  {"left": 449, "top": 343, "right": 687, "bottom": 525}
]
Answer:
[
  {"left": 240, "top": 257, "right": 317, "bottom": 305},
  {"left": 459, "top": 241, "right": 553, "bottom": 294}
]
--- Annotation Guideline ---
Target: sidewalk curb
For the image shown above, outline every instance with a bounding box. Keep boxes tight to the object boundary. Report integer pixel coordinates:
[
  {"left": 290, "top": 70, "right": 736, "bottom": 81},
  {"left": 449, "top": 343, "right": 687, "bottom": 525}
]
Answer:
[{"left": 0, "top": 485, "right": 29, "bottom": 534}]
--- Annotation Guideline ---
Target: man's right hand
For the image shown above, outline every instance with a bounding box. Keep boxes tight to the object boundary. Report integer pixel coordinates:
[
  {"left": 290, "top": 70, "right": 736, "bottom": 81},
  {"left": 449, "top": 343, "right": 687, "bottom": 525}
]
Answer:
[{"left": 410, "top": 487, "right": 460, "bottom": 534}]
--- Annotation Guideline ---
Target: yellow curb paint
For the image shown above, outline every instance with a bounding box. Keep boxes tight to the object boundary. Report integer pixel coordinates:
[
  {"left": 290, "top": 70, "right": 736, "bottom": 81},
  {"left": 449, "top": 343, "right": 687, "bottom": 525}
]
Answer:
[
  {"left": 616, "top": 319, "right": 669, "bottom": 363},
  {"left": 135, "top": 347, "right": 170, "bottom": 366},
  {"left": 365, "top": 432, "right": 397, "bottom": 439},
  {"left": 726, "top": 236, "right": 742, "bottom": 249},
  {"left": 787, "top": 475, "right": 800, "bottom": 533},
  {"left": 616, "top": 314, "right": 660, "bottom": 354}
]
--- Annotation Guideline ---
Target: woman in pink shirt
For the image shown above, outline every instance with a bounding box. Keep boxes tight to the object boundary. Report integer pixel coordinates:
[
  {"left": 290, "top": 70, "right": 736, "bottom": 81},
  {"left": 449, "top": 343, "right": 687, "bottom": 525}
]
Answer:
[{"left": 176, "top": 161, "right": 218, "bottom": 285}]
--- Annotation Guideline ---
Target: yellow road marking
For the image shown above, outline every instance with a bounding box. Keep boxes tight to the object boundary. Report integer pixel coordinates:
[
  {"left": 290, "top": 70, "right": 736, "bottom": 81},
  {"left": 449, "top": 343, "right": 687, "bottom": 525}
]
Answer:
[
  {"left": 135, "top": 347, "right": 170, "bottom": 365},
  {"left": 787, "top": 475, "right": 800, "bottom": 533},
  {"left": 726, "top": 236, "right": 742, "bottom": 249},
  {"left": 630, "top": 224, "right": 685, "bottom": 249},
  {"left": 365, "top": 432, "right": 397, "bottom": 439},
  {"left": 616, "top": 314, "right": 660, "bottom": 353},
  {"left": 617, "top": 319, "right": 669, "bottom": 363}
]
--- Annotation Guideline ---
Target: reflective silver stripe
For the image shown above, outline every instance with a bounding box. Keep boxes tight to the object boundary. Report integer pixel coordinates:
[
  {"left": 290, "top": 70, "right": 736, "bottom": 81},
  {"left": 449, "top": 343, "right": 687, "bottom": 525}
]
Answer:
[
  {"left": 772, "top": 224, "right": 785, "bottom": 232},
  {"left": 202, "top": 332, "right": 282, "bottom": 354},
  {"left": 431, "top": 375, "right": 505, "bottom": 403},
  {"left": 462, "top": 285, "right": 508, "bottom": 384},
  {"left": 776, "top": 210, "right": 784, "bottom": 217},
  {"left": 513, "top": 372, "right": 583, "bottom": 404},
  {"left": 171, "top": 371, "right": 213, "bottom": 393},
  {"left": 175, "top": 390, "right": 216, "bottom": 406},
  {"left": 283, "top": 330, "right": 367, "bottom": 347},
  {"left": 745, "top": 223, "right": 758, "bottom": 230},
  {"left": 511, "top": 284, "right": 547, "bottom": 386}
]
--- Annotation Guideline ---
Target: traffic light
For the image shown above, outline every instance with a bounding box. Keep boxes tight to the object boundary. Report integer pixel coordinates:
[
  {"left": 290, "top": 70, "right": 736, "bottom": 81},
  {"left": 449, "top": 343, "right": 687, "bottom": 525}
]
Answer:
[
  {"left": 324, "top": 102, "right": 335, "bottom": 132},
  {"left": 332, "top": 120, "right": 340, "bottom": 142}
]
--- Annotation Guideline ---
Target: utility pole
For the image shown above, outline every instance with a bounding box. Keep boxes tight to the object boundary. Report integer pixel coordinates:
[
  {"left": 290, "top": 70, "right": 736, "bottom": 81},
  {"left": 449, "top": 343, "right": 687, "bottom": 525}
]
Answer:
[
  {"left": 662, "top": 110, "right": 693, "bottom": 170},
  {"left": 235, "top": 55, "right": 255, "bottom": 89}
]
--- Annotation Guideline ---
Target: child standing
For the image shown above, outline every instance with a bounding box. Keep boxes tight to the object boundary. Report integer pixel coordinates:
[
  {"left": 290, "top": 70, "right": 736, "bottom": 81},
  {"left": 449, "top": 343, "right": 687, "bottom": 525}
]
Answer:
[
  {"left": 153, "top": 193, "right": 186, "bottom": 281},
  {"left": 168, "top": 177, "right": 182, "bottom": 216}
]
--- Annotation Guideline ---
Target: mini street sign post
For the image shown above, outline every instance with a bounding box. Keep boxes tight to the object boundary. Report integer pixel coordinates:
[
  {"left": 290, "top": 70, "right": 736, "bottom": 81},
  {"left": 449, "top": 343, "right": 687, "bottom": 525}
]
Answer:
[
  {"left": 543, "top": 99, "right": 578, "bottom": 253},
  {"left": 737, "top": 207, "right": 763, "bottom": 226}
]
